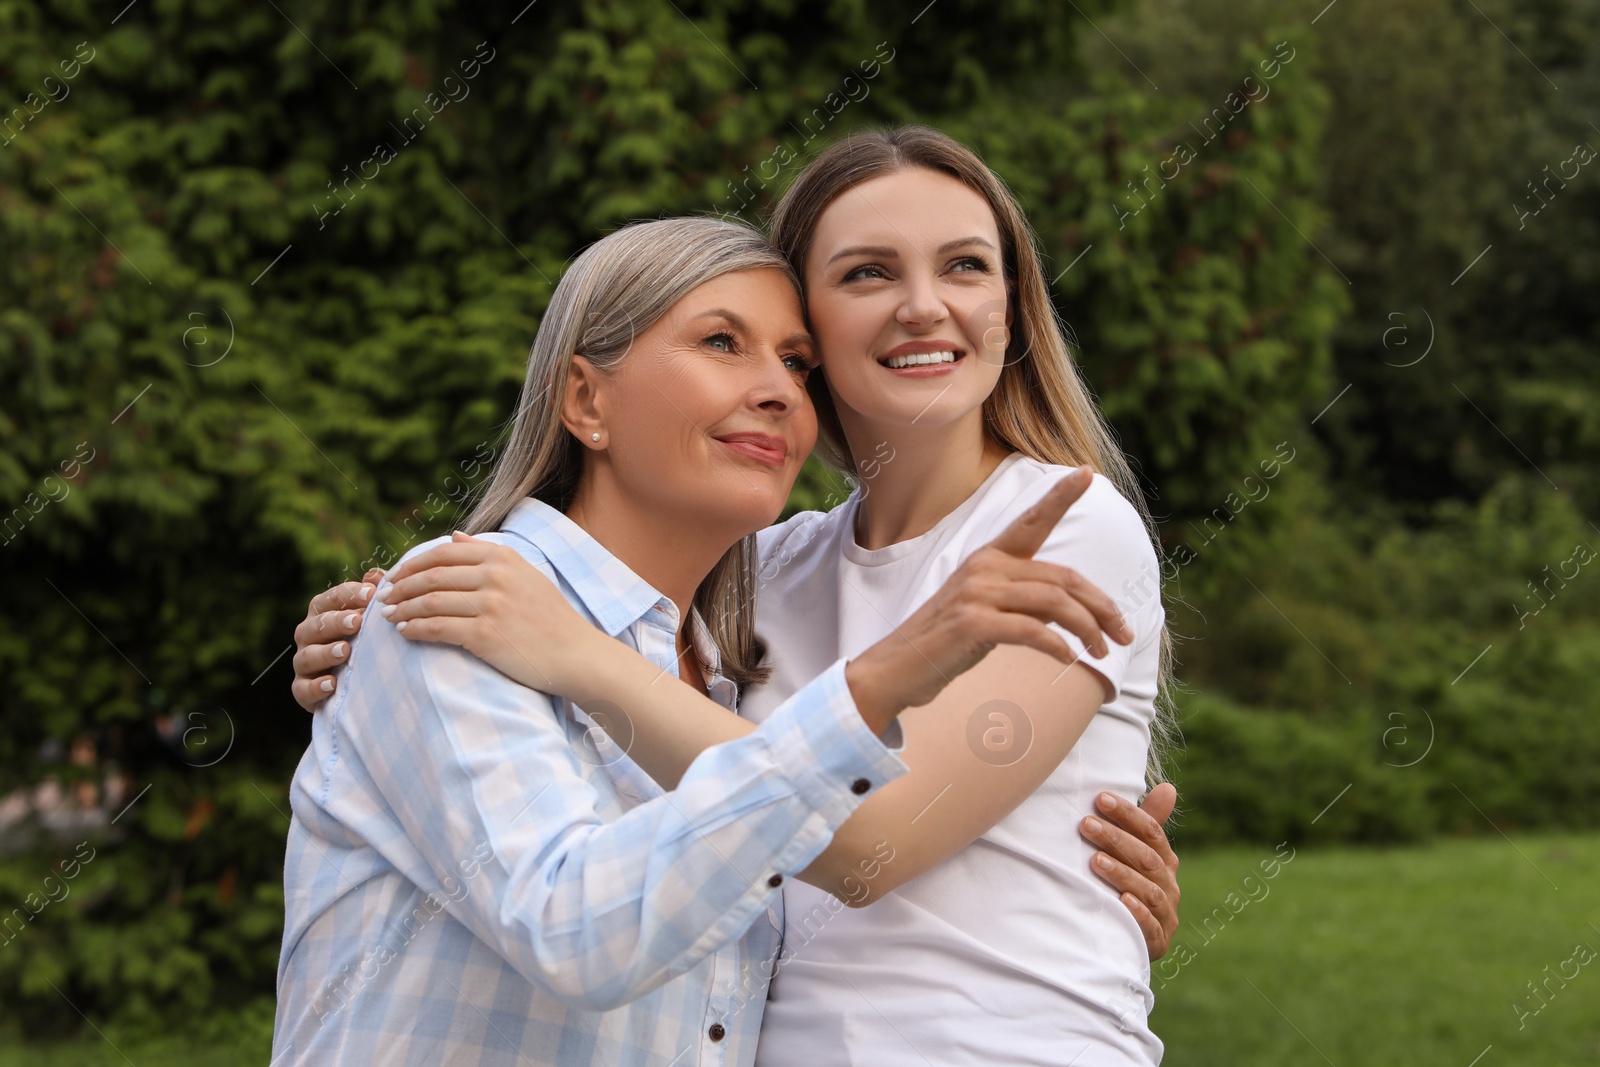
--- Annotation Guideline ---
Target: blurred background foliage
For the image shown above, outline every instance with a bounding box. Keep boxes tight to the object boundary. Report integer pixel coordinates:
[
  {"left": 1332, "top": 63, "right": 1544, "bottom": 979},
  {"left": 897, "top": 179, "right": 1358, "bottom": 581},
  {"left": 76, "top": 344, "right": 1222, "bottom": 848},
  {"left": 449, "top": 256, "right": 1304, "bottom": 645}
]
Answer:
[{"left": 0, "top": 0, "right": 1596, "bottom": 1039}]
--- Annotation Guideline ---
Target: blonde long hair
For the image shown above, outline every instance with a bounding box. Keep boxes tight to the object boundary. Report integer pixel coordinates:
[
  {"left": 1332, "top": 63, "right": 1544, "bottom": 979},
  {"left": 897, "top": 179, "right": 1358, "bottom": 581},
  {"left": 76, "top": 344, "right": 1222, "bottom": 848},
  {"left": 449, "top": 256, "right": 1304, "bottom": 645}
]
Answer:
[
  {"left": 768, "top": 126, "right": 1177, "bottom": 780},
  {"left": 465, "top": 217, "right": 797, "bottom": 690}
]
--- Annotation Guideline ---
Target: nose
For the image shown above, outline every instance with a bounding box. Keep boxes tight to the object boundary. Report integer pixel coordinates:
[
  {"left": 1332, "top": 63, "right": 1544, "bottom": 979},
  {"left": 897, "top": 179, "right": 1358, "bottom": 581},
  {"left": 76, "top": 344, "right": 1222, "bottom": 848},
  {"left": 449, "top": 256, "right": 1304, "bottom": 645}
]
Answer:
[
  {"left": 753, "top": 349, "right": 809, "bottom": 417},
  {"left": 896, "top": 265, "right": 950, "bottom": 331}
]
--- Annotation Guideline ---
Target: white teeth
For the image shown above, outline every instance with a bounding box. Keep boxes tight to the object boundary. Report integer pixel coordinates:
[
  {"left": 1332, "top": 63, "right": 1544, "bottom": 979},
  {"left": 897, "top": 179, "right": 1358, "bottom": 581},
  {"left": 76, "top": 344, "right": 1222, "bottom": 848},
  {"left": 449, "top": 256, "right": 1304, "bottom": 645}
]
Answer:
[{"left": 884, "top": 350, "right": 956, "bottom": 369}]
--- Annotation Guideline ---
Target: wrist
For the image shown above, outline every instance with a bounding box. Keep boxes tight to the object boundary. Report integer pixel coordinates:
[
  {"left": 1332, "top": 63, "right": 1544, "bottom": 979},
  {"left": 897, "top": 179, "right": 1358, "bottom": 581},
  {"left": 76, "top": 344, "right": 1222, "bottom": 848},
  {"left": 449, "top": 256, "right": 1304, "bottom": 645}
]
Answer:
[
  {"left": 844, "top": 651, "right": 902, "bottom": 737},
  {"left": 549, "top": 627, "right": 624, "bottom": 706}
]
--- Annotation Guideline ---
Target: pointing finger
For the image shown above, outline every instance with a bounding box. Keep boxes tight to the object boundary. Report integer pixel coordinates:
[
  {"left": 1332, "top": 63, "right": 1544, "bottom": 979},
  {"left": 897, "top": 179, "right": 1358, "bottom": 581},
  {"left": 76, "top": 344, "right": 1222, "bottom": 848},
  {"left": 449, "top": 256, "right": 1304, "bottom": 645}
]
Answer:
[{"left": 985, "top": 466, "right": 1093, "bottom": 560}]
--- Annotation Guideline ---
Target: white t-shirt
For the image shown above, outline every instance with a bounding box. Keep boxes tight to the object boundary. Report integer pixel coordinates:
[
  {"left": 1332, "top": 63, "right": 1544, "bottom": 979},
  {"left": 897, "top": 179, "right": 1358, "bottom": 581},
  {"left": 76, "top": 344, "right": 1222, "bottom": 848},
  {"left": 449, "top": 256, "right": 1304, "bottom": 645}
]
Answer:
[{"left": 740, "top": 453, "right": 1166, "bottom": 1066}]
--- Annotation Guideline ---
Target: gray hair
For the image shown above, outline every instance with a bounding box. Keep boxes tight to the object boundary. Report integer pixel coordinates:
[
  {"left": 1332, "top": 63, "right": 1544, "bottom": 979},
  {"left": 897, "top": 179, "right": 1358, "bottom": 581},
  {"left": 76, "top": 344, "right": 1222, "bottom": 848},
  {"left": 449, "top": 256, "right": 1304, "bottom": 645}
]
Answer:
[{"left": 465, "top": 217, "right": 798, "bottom": 689}]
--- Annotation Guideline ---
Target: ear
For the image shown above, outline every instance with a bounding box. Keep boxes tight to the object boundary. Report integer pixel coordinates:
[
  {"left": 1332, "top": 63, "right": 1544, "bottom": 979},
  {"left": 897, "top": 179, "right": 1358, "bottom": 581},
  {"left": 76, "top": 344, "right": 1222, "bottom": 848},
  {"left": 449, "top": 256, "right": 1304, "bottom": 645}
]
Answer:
[{"left": 560, "top": 355, "right": 608, "bottom": 448}]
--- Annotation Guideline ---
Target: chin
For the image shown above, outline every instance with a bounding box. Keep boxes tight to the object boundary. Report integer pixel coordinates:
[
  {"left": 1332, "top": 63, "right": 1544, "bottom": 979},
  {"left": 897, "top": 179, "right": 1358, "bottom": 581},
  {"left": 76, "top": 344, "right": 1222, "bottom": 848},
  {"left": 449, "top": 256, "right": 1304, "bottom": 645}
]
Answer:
[
  {"left": 705, "top": 483, "right": 791, "bottom": 535},
  {"left": 866, "top": 395, "right": 983, "bottom": 431},
  {"left": 722, "top": 504, "right": 785, "bottom": 540},
  {"left": 842, "top": 375, "right": 995, "bottom": 431}
]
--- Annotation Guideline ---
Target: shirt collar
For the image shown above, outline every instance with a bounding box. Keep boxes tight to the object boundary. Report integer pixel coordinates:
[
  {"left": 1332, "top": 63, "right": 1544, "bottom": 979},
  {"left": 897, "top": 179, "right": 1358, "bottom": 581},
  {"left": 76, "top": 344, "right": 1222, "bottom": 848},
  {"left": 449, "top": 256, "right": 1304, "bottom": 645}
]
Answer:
[
  {"left": 499, "top": 496, "right": 672, "bottom": 638},
  {"left": 687, "top": 606, "right": 738, "bottom": 710}
]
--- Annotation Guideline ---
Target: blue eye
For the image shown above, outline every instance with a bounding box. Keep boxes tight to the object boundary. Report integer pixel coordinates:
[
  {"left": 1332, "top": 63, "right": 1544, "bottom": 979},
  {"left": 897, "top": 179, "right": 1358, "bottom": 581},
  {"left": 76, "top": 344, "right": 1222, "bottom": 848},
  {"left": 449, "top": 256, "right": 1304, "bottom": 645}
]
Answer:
[
  {"left": 704, "top": 331, "right": 736, "bottom": 351},
  {"left": 782, "top": 353, "right": 815, "bottom": 375},
  {"left": 951, "top": 256, "right": 990, "bottom": 273},
  {"left": 844, "top": 264, "right": 887, "bottom": 281}
]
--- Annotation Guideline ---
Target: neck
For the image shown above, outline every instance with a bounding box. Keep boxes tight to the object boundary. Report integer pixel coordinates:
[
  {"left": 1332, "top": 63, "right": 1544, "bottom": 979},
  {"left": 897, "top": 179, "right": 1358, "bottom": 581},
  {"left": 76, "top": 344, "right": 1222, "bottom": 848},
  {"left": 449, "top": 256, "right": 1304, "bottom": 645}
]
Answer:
[
  {"left": 840, "top": 408, "right": 1014, "bottom": 549},
  {"left": 564, "top": 471, "right": 740, "bottom": 646}
]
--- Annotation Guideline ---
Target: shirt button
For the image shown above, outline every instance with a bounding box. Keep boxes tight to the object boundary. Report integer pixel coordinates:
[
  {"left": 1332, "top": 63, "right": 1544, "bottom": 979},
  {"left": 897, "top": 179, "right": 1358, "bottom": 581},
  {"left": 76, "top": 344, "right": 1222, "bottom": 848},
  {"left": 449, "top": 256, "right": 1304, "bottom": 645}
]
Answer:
[
  {"left": 851, "top": 778, "right": 871, "bottom": 795},
  {"left": 767, "top": 874, "right": 784, "bottom": 888},
  {"left": 708, "top": 1023, "right": 726, "bottom": 1042}
]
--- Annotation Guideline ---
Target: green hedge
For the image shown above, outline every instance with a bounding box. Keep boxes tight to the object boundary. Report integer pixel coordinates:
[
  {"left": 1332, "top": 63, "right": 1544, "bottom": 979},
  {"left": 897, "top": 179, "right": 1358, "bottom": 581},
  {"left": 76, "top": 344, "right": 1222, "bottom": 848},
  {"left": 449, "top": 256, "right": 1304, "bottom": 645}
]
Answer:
[{"left": 1170, "top": 478, "right": 1600, "bottom": 846}]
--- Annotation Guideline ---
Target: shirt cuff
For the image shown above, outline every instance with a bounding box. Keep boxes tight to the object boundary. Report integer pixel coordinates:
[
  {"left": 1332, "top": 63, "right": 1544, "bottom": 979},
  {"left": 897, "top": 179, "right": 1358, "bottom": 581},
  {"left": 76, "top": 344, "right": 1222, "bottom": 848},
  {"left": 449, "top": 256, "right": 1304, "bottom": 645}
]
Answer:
[{"left": 755, "top": 657, "right": 910, "bottom": 828}]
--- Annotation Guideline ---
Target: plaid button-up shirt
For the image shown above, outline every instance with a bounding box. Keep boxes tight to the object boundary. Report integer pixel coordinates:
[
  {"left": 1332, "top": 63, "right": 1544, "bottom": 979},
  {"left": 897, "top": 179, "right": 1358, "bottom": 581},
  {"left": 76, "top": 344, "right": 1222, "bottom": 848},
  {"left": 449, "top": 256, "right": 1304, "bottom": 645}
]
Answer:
[{"left": 273, "top": 497, "right": 907, "bottom": 1066}]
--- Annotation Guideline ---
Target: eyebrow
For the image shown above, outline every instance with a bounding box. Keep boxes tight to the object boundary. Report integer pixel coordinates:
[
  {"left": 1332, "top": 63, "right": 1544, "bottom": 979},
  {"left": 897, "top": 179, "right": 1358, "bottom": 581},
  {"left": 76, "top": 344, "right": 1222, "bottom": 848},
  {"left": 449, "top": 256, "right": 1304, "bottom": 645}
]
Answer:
[
  {"left": 692, "top": 308, "right": 815, "bottom": 350},
  {"left": 825, "top": 236, "right": 997, "bottom": 266},
  {"left": 692, "top": 308, "right": 752, "bottom": 332}
]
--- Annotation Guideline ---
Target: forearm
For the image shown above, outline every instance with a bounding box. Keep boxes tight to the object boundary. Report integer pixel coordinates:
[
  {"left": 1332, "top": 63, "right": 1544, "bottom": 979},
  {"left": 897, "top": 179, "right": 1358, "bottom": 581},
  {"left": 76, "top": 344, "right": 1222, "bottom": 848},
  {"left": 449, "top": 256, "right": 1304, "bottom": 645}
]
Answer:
[
  {"left": 564, "top": 628, "right": 755, "bottom": 790},
  {"left": 566, "top": 629, "right": 904, "bottom": 791},
  {"left": 590, "top": 657, "right": 914, "bottom": 903},
  {"left": 795, "top": 645, "right": 1107, "bottom": 906}
]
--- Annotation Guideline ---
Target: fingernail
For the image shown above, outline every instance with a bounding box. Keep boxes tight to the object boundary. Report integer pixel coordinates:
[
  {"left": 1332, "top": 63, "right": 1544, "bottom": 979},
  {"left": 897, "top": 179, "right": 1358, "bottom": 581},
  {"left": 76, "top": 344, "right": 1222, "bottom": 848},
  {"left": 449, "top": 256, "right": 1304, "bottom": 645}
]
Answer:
[
  {"left": 1084, "top": 817, "right": 1103, "bottom": 834},
  {"left": 319, "top": 679, "right": 334, "bottom": 693},
  {"left": 1094, "top": 853, "right": 1113, "bottom": 871},
  {"left": 1098, "top": 792, "right": 1117, "bottom": 811},
  {"left": 360, "top": 586, "right": 373, "bottom": 602},
  {"left": 332, "top": 642, "right": 347, "bottom": 660},
  {"left": 344, "top": 612, "right": 361, "bottom": 629},
  {"left": 396, "top": 620, "right": 408, "bottom": 633},
  {"left": 379, "top": 604, "right": 396, "bottom": 618},
  {"left": 375, "top": 587, "right": 390, "bottom": 603}
]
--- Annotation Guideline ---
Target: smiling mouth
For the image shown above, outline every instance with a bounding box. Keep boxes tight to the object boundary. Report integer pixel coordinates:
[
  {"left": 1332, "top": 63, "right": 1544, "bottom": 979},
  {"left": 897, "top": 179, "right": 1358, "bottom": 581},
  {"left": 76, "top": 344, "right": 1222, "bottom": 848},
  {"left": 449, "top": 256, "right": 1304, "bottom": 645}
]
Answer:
[
  {"left": 713, "top": 433, "right": 788, "bottom": 467},
  {"left": 879, "top": 349, "right": 963, "bottom": 370}
]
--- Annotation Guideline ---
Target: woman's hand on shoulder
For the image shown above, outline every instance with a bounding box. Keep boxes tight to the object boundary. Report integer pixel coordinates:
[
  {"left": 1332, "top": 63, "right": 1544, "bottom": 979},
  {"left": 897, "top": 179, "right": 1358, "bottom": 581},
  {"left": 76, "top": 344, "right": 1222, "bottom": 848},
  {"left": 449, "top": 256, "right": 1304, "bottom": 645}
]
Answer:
[
  {"left": 292, "top": 568, "right": 384, "bottom": 711},
  {"left": 379, "top": 532, "right": 601, "bottom": 699}
]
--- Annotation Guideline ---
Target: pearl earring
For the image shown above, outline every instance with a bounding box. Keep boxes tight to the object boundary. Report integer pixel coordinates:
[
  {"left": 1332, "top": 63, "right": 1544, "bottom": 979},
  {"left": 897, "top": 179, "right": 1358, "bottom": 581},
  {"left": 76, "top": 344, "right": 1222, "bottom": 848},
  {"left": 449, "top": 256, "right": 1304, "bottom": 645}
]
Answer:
[{"left": 591, "top": 432, "right": 601, "bottom": 442}]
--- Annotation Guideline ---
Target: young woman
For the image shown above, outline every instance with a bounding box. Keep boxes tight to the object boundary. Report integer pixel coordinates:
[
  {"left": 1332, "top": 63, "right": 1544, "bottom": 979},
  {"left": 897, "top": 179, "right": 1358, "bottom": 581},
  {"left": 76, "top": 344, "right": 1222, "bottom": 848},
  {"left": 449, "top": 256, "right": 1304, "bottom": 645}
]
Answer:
[
  {"left": 272, "top": 216, "right": 1132, "bottom": 1066},
  {"left": 292, "top": 128, "right": 1182, "bottom": 1064}
]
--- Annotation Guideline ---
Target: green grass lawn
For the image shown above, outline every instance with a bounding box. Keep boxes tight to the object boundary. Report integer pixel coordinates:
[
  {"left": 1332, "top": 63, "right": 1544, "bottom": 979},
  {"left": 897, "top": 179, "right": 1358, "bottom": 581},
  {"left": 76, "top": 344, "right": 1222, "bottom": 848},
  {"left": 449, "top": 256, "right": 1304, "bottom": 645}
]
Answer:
[
  {"left": 5, "top": 834, "right": 1597, "bottom": 1065},
  {"left": 1153, "top": 832, "right": 1600, "bottom": 1065}
]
